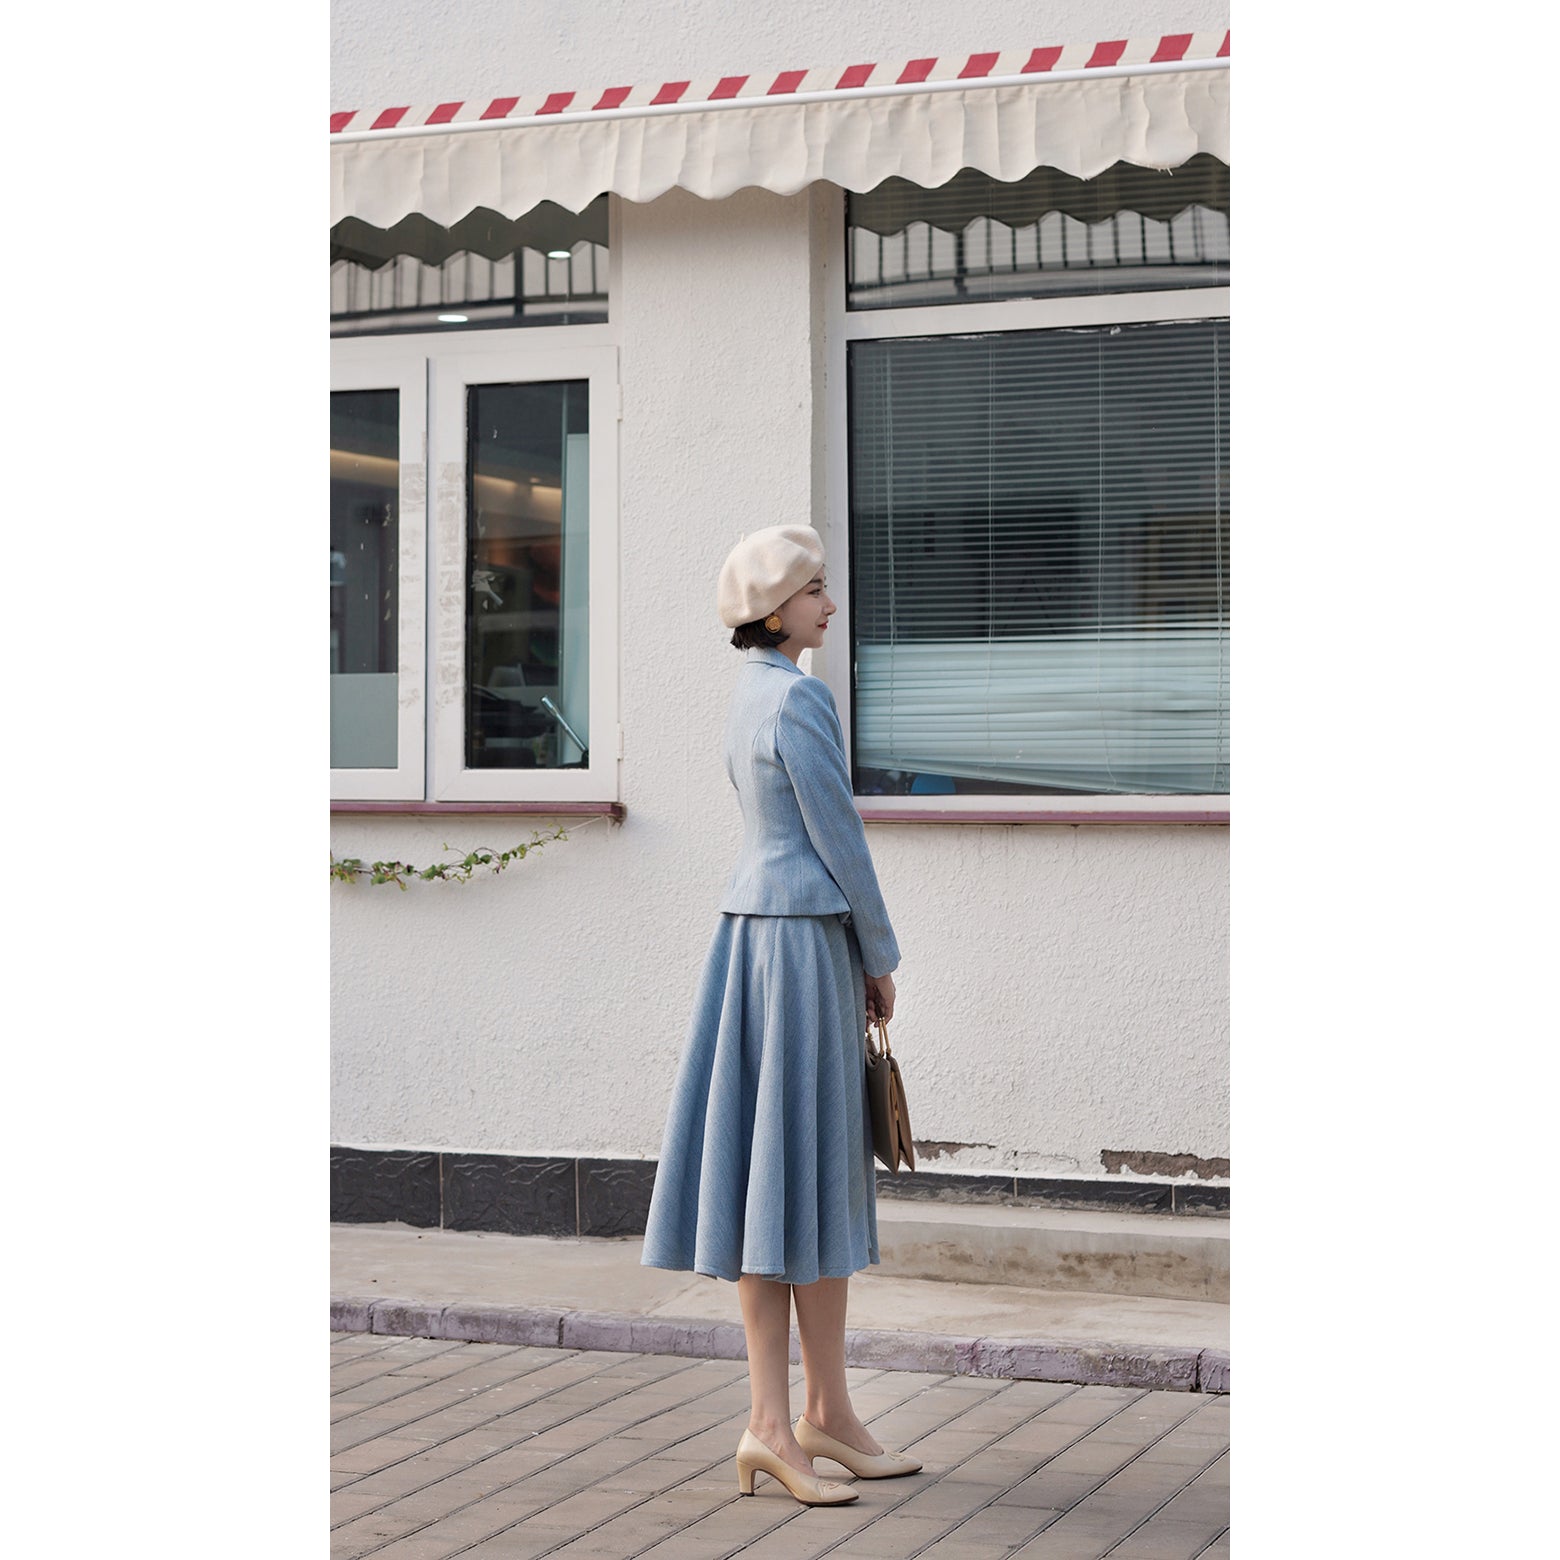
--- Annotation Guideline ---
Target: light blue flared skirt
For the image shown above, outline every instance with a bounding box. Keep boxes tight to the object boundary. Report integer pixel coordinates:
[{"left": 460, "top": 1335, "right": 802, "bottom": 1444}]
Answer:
[{"left": 640, "top": 910, "right": 880, "bottom": 1286}]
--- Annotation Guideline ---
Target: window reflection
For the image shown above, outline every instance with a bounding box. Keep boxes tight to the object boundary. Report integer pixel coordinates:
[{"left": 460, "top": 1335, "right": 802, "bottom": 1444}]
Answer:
[
  {"left": 465, "top": 381, "right": 590, "bottom": 768},
  {"left": 331, "top": 199, "right": 609, "bottom": 335},
  {"left": 330, "top": 390, "right": 399, "bottom": 768},
  {"left": 848, "top": 156, "right": 1229, "bottom": 310}
]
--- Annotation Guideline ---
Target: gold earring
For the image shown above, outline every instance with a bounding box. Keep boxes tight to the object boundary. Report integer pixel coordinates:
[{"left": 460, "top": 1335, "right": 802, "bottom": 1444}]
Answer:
[{"left": 763, "top": 613, "right": 782, "bottom": 632}]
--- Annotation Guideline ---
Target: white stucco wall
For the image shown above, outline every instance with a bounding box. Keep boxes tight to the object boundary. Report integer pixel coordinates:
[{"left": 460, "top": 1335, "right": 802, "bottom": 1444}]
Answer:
[
  {"left": 332, "top": 0, "right": 1231, "bottom": 109},
  {"left": 329, "top": 0, "right": 1231, "bottom": 1183}
]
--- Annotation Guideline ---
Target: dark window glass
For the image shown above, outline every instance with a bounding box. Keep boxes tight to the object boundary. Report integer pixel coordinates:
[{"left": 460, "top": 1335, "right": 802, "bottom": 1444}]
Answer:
[
  {"left": 330, "top": 389, "right": 399, "bottom": 767},
  {"left": 465, "top": 380, "right": 591, "bottom": 769}
]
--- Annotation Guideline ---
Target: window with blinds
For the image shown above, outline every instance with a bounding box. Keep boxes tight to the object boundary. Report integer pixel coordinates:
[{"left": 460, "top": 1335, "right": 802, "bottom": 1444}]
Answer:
[{"left": 849, "top": 318, "right": 1228, "bottom": 796}]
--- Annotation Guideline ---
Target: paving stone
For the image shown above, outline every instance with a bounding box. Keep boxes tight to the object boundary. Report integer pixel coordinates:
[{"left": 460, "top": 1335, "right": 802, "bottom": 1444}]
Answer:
[
  {"left": 1032, "top": 1490, "right": 1180, "bottom": 1550},
  {"left": 731, "top": 1507, "right": 888, "bottom": 1557},
  {"left": 1109, "top": 1514, "right": 1230, "bottom": 1558},
  {"left": 902, "top": 1427, "right": 1008, "bottom": 1465},
  {"left": 330, "top": 1356, "right": 431, "bottom": 1394},
  {"left": 565, "top": 1486, "right": 748, "bottom": 1555},
  {"left": 331, "top": 1329, "right": 394, "bottom": 1356},
  {"left": 330, "top": 1344, "right": 521, "bottom": 1417},
  {"left": 990, "top": 1419, "right": 1099, "bottom": 1459},
  {"left": 1190, "top": 1451, "right": 1229, "bottom": 1486},
  {"left": 342, "top": 1387, "right": 731, "bottom": 1529},
  {"left": 999, "top": 1469, "right": 1104, "bottom": 1511},
  {"left": 325, "top": 1336, "right": 1228, "bottom": 1560},
  {"left": 890, "top": 1475, "right": 1016, "bottom": 1522},
  {"left": 331, "top": 1357, "right": 548, "bottom": 1449},
  {"left": 629, "top": 1497, "right": 815, "bottom": 1558},
  {"left": 361, "top": 1335, "right": 460, "bottom": 1361},
  {"left": 374, "top": 1506, "right": 574, "bottom": 1558},
  {"left": 1047, "top": 1442, "right": 1158, "bottom": 1478},
  {"left": 923, "top": 1538, "right": 1054, "bottom": 1560},
  {"left": 1036, "top": 1385, "right": 1146, "bottom": 1421},
  {"left": 1010, "top": 1518, "right": 1135, "bottom": 1558},
  {"left": 950, "top": 1446, "right": 1055, "bottom": 1487},
  {"left": 330, "top": 1510, "right": 430, "bottom": 1555},
  {"left": 798, "top": 1512, "right": 957, "bottom": 1555},
  {"left": 329, "top": 1368, "right": 454, "bottom": 1411},
  {"left": 1016, "top": 1505, "right": 1171, "bottom": 1545},
  {"left": 330, "top": 1436, "right": 449, "bottom": 1477},
  {"left": 920, "top": 1500, "right": 1056, "bottom": 1550}
]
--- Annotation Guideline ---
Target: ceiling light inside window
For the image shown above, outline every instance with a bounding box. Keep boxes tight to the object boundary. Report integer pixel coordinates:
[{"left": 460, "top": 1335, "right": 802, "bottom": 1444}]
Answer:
[
  {"left": 546, "top": 249, "right": 572, "bottom": 260},
  {"left": 436, "top": 314, "right": 468, "bottom": 323}
]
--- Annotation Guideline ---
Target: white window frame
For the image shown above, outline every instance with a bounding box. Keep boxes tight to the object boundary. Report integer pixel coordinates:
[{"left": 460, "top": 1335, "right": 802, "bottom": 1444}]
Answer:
[
  {"left": 820, "top": 192, "right": 1230, "bottom": 818},
  {"left": 430, "top": 335, "right": 620, "bottom": 803},
  {"left": 330, "top": 350, "right": 427, "bottom": 801},
  {"left": 330, "top": 323, "right": 621, "bottom": 804}
]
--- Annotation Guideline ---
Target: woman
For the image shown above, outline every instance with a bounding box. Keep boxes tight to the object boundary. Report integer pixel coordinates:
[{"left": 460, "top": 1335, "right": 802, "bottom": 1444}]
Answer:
[{"left": 640, "top": 524, "right": 924, "bottom": 1507}]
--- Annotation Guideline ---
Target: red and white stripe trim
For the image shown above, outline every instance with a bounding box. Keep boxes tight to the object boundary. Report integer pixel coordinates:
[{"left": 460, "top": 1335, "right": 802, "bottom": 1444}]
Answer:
[{"left": 330, "top": 31, "right": 1229, "bottom": 136}]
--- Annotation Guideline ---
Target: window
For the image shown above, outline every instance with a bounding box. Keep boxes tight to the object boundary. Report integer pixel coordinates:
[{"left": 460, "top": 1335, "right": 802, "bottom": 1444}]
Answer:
[
  {"left": 331, "top": 197, "right": 610, "bottom": 335},
  {"left": 330, "top": 203, "right": 619, "bottom": 804},
  {"left": 330, "top": 353, "right": 426, "bottom": 799},
  {"left": 847, "top": 155, "right": 1228, "bottom": 310},
  {"left": 839, "top": 162, "right": 1229, "bottom": 805}
]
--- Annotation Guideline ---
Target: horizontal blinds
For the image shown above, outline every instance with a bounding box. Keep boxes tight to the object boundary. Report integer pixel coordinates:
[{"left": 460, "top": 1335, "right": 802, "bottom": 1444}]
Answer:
[{"left": 849, "top": 318, "right": 1228, "bottom": 795}]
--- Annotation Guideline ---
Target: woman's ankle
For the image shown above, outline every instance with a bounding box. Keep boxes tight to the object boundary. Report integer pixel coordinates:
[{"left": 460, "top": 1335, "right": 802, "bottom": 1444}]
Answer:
[
  {"left": 802, "top": 1398, "right": 855, "bottom": 1430},
  {"left": 747, "top": 1412, "right": 797, "bottom": 1443}
]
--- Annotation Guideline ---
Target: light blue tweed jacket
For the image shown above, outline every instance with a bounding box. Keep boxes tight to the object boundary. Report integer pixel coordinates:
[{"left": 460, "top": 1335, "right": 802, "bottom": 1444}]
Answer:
[{"left": 716, "top": 645, "right": 902, "bottom": 977}]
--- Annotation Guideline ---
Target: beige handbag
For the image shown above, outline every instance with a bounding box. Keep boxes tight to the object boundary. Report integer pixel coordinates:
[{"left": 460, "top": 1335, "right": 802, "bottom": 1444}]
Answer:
[{"left": 864, "top": 1016, "right": 915, "bottom": 1173}]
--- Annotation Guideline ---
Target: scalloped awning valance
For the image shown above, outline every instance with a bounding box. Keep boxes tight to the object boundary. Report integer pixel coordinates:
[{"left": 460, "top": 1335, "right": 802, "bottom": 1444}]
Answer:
[{"left": 330, "top": 33, "right": 1229, "bottom": 230}]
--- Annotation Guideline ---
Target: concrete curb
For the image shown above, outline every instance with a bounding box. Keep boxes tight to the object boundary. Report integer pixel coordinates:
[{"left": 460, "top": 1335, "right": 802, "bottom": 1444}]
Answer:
[{"left": 331, "top": 1295, "right": 1229, "bottom": 1394}]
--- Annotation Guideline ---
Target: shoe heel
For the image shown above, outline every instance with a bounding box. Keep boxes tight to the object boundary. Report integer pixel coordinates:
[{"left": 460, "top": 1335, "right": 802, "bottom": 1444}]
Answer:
[{"left": 735, "top": 1458, "right": 756, "bottom": 1495}]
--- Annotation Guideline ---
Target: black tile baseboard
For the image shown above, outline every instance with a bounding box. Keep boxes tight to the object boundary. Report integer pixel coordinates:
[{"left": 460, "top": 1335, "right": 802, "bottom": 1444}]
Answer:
[
  {"left": 579, "top": 1158, "right": 658, "bottom": 1236},
  {"left": 330, "top": 1148, "right": 441, "bottom": 1227},
  {"left": 330, "top": 1146, "right": 1228, "bottom": 1234},
  {"left": 443, "top": 1154, "right": 576, "bottom": 1237}
]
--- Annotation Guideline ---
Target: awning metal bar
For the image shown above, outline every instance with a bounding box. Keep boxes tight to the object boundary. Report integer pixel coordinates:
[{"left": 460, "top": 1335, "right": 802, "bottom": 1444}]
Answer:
[{"left": 331, "top": 58, "right": 1229, "bottom": 144}]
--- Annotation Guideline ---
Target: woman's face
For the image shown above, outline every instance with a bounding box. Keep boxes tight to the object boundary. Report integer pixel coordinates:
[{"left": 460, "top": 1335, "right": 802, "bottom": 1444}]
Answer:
[{"left": 774, "top": 573, "right": 837, "bottom": 652}]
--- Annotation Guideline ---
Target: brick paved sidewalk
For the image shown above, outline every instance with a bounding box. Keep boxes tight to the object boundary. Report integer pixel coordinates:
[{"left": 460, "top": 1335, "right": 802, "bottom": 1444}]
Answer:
[{"left": 331, "top": 1332, "right": 1229, "bottom": 1560}]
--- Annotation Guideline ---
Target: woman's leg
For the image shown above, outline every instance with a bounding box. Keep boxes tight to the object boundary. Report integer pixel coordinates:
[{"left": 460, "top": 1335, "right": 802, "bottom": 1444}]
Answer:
[
  {"left": 736, "top": 1274, "right": 814, "bottom": 1472},
  {"left": 792, "top": 1275, "right": 884, "bottom": 1454}
]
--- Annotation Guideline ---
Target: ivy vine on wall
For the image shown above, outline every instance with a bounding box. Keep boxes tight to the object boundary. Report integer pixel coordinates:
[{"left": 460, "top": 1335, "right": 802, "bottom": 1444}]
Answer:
[{"left": 329, "top": 823, "right": 583, "bottom": 889}]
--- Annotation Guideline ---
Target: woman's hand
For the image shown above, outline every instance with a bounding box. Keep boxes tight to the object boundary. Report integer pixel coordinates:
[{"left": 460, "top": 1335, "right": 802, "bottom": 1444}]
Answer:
[{"left": 865, "top": 971, "right": 896, "bottom": 1024}]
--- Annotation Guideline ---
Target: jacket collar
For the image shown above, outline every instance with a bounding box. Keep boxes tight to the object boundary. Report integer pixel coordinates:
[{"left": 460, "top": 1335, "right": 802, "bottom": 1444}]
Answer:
[{"left": 744, "top": 645, "right": 804, "bottom": 675}]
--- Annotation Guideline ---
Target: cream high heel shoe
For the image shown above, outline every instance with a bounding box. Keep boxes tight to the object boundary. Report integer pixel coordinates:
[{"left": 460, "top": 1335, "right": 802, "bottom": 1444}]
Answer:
[
  {"left": 794, "top": 1415, "right": 924, "bottom": 1478},
  {"left": 734, "top": 1429, "right": 859, "bottom": 1505}
]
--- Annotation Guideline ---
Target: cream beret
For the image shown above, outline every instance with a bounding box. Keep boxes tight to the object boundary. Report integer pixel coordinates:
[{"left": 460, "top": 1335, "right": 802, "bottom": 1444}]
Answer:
[{"left": 716, "top": 525, "right": 826, "bottom": 628}]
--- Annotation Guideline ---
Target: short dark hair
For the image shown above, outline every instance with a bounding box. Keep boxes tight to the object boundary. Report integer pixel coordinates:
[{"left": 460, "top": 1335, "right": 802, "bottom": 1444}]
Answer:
[{"left": 730, "top": 617, "right": 791, "bottom": 650}]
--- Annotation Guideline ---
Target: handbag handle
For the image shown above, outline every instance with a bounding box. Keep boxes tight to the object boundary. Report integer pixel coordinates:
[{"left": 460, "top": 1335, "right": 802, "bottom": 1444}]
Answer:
[{"left": 869, "top": 1015, "right": 893, "bottom": 1058}]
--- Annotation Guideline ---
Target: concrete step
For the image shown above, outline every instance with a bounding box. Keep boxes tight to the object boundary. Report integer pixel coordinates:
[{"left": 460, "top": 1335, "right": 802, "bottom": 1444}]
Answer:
[
  {"left": 330, "top": 1220, "right": 1229, "bottom": 1390},
  {"left": 874, "top": 1198, "right": 1228, "bottom": 1303}
]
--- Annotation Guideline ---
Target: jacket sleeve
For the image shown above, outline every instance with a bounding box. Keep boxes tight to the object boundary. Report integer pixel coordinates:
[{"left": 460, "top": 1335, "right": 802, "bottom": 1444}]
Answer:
[{"left": 775, "top": 675, "right": 902, "bottom": 977}]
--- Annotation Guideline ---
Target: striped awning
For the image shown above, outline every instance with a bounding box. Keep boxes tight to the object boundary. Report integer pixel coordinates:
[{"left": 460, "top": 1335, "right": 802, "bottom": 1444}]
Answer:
[{"left": 330, "top": 32, "right": 1229, "bottom": 230}]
